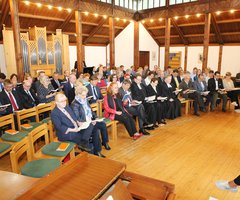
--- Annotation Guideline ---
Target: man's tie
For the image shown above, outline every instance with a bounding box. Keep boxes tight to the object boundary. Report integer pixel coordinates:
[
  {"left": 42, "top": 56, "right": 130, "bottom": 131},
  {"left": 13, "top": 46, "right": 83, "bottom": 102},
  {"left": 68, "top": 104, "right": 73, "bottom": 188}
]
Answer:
[
  {"left": 27, "top": 91, "right": 35, "bottom": 102},
  {"left": 56, "top": 80, "right": 60, "bottom": 87},
  {"left": 93, "top": 86, "right": 98, "bottom": 99},
  {"left": 174, "top": 77, "right": 179, "bottom": 88},
  {"left": 8, "top": 92, "right": 18, "bottom": 111},
  {"left": 62, "top": 109, "right": 78, "bottom": 128}
]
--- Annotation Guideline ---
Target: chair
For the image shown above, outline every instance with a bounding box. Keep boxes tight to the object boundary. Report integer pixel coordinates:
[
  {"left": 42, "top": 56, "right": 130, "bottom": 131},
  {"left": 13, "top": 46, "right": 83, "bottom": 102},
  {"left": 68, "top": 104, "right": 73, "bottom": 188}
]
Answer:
[
  {"left": 10, "top": 137, "right": 60, "bottom": 178},
  {"left": 0, "top": 114, "right": 29, "bottom": 144},
  {"left": 36, "top": 102, "right": 55, "bottom": 142},
  {"left": 28, "top": 124, "right": 75, "bottom": 162},
  {"left": 15, "top": 107, "right": 41, "bottom": 131},
  {"left": 90, "top": 103, "right": 100, "bottom": 116},
  {"left": 0, "top": 142, "right": 12, "bottom": 157}
]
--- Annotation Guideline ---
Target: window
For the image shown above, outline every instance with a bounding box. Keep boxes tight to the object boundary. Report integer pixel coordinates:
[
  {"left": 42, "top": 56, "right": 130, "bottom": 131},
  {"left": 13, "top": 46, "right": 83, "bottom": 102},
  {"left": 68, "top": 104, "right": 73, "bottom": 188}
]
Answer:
[{"left": 170, "top": 0, "right": 197, "bottom": 5}]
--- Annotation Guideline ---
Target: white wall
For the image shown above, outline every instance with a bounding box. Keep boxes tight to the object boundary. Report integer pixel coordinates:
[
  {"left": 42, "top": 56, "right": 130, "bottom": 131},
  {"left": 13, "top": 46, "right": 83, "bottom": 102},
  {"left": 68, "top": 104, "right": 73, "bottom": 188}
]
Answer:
[
  {"left": 69, "top": 45, "right": 77, "bottom": 70},
  {"left": 222, "top": 46, "right": 240, "bottom": 76},
  {"left": 208, "top": 46, "right": 219, "bottom": 72},
  {"left": 85, "top": 46, "right": 106, "bottom": 68},
  {"left": 159, "top": 47, "right": 165, "bottom": 70},
  {"left": 139, "top": 23, "right": 159, "bottom": 70},
  {"left": 187, "top": 46, "right": 203, "bottom": 72},
  {"left": 0, "top": 45, "right": 7, "bottom": 74}
]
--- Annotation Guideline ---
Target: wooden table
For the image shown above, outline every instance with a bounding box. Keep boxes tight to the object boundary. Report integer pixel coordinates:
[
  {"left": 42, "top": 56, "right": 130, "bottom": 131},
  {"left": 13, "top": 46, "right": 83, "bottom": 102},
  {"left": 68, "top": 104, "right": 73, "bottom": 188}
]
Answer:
[
  {"left": 16, "top": 152, "right": 126, "bottom": 200},
  {"left": 0, "top": 171, "right": 38, "bottom": 200}
]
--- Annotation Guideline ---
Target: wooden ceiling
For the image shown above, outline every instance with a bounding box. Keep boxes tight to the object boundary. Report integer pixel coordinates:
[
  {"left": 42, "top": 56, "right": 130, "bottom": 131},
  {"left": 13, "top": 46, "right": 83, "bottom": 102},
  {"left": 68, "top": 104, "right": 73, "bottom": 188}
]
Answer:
[{"left": 1, "top": 0, "right": 240, "bottom": 46}]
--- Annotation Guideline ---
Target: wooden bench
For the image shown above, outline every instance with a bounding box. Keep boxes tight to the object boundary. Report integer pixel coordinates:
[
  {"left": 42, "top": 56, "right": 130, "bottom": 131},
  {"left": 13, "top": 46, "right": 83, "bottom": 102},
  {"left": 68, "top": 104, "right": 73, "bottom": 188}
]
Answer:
[{"left": 180, "top": 99, "right": 194, "bottom": 115}]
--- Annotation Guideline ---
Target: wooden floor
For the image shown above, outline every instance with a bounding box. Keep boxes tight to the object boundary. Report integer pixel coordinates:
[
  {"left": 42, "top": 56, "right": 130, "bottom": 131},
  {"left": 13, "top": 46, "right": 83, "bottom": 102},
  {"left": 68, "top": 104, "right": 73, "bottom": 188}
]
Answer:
[{"left": 1, "top": 108, "right": 240, "bottom": 199}]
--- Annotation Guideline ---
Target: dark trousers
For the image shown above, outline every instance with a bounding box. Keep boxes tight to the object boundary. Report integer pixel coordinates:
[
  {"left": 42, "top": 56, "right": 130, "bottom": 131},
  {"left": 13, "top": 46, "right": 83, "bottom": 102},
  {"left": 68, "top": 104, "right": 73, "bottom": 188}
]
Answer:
[
  {"left": 227, "top": 90, "right": 239, "bottom": 109},
  {"left": 126, "top": 104, "right": 147, "bottom": 129},
  {"left": 93, "top": 121, "right": 109, "bottom": 144},
  {"left": 187, "top": 92, "right": 200, "bottom": 113},
  {"left": 234, "top": 175, "right": 240, "bottom": 185},
  {"left": 210, "top": 92, "right": 228, "bottom": 110},
  {"left": 144, "top": 103, "right": 157, "bottom": 125},
  {"left": 114, "top": 113, "right": 137, "bottom": 137}
]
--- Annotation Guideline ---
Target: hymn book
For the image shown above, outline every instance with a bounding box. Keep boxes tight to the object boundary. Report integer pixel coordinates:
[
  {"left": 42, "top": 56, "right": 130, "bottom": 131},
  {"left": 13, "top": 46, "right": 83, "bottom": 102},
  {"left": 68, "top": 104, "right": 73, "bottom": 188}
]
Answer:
[{"left": 56, "top": 143, "right": 69, "bottom": 151}]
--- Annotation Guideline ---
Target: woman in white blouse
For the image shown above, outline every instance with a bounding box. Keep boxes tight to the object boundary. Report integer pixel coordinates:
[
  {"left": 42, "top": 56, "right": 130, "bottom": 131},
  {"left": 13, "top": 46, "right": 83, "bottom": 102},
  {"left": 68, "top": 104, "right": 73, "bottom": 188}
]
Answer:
[{"left": 223, "top": 72, "right": 240, "bottom": 111}]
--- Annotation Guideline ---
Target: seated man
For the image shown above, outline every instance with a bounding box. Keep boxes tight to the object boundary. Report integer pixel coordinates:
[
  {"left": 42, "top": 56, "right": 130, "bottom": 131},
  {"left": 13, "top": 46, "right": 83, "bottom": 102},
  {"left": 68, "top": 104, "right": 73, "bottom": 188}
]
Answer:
[
  {"left": 19, "top": 80, "right": 39, "bottom": 109},
  {"left": 179, "top": 73, "right": 205, "bottom": 116},
  {"left": 64, "top": 73, "right": 77, "bottom": 104},
  {"left": 86, "top": 75, "right": 103, "bottom": 104},
  {"left": 0, "top": 79, "right": 23, "bottom": 115},
  {"left": 119, "top": 79, "right": 151, "bottom": 135},
  {"left": 208, "top": 71, "right": 228, "bottom": 112},
  {"left": 51, "top": 93, "right": 104, "bottom": 157},
  {"left": 193, "top": 73, "right": 211, "bottom": 112},
  {"left": 51, "top": 72, "right": 63, "bottom": 90}
]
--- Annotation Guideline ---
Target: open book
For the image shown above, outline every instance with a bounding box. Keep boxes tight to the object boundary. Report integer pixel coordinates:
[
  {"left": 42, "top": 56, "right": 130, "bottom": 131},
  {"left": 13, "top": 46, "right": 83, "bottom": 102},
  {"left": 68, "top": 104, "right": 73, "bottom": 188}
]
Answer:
[
  {"left": 5, "top": 129, "right": 19, "bottom": 135},
  {"left": 48, "top": 89, "right": 59, "bottom": 94},
  {"left": 77, "top": 121, "right": 90, "bottom": 131},
  {"left": 201, "top": 91, "right": 210, "bottom": 95},
  {"left": 173, "top": 89, "right": 182, "bottom": 93},
  {"left": 92, "top": 118, "right": 104, "bottom": 123},
  {"left": 87, "top": 96, "right": 93, "bottom": 100},
  {"left": 157, "top": 96, "right": 168, "bottom": 101},
  {"left": 56, "top": 143, "right": 69, "bottom": 151},
  {"left": 0, "top": 104, "right": 10, "bottom": 109},
  {"left": 145, "top": 95, "right": 156, "bottom": 102},
  {"left": 186, "top": 89, "right": 196, "bottom": 94}
]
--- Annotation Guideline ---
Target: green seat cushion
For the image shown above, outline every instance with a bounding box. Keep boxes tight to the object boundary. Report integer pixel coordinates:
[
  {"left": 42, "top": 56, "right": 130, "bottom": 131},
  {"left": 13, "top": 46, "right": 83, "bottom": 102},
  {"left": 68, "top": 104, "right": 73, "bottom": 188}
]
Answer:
[
  {"left": 103, "top": 118, "right": 112, "bottom": 124},
  {"left": 42, "top": 117, "right": 50, "bottom": 124},
  {"left": 1, "top": 131, "right": 29, "bottom": 142},
  {"left": 0, "top": 143, "right": 11, "bottom": 153},
  {"left": 21, "top": 158, "right": 61, "bottom": 178},
  {"left": 21, "top": 122, "right": 41, "bottom": 132},
  {"left": 41, "top": 142, "right": 75, "bottom": 157}
]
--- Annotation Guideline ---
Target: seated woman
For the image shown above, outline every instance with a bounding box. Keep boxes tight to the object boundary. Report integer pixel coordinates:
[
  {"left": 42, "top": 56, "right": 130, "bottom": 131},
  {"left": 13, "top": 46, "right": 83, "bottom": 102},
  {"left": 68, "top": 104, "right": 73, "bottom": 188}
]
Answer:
[
  {"left": 107, "top": 74, "right": 121, "bottom": 88},
  {"left": 71, "top": 86, "right": 109, "bottom": 155},
  {"left": 10, "top": 73, "right": 20, "bottom": 92},
  {"left": 96, "top": 72, "right": 107, "bottom": 88},
  {"left": 223, "top": 72, "right": 240, "bottom": 111},
  {"left": 104, "top": 82, "right": 142, "bottom": 140},
  {"left": 51, "top": 93, "right": 94, "bottom": 153},
  {"left": 146, "top": 78, "right": 167, "bottom": 126},
  {"left": 162, "top": 75, "right": 181, "bottom": 119},
  {"left": 37, "top": 76, "right": 56, "bottom": 103}
]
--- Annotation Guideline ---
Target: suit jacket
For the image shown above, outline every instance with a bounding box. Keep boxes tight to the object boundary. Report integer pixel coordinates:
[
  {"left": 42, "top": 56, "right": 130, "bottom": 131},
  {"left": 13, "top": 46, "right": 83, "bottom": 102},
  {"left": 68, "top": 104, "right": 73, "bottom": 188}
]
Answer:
[
  {"left": 51, "top": 79, "right": 62, "bottom": 90},
  {"left": 18, "top": 87, "right": 39, "bottom": 109},
  {"left": 70, "top": 99, "right": 97, "bottom": 122},
  {"left": 0, "top": 89, "right": 23, "bottom": 115},
  {"left": 146, "top": 84, "right": 158, "bottom": 100},
  {"left": 64, "top": 82, "right": 75, "bottom": 104},
  {"left": 171, "top": 75, "right": 181, "bottom": 88},
  {"left": 161, "top": 82, "right": 176, "bottom": 99},
  {"left": 179, "top": 80, "right": 195, "bottom": 99},
  {"left": 86, "top": 84, "right": 103, "bottom": 104},
  {"left": 51, "top": 105, "right": 78, "bottom": 141},
  {"left": 208, "top": 78, "right": 224, "bottom": 94},
  {"left": 193, "top": 80, "right": 208, "bottom": 93},
  {"left": 130, "top": 82, "right": 147, "bottom": 101}
]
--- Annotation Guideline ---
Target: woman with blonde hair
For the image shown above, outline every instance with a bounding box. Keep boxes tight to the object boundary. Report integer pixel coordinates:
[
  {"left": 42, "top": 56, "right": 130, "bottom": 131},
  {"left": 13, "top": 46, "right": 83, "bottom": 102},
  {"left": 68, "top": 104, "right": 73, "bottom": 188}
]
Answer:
[
  {"left": 37, "top": 75, "right": 55, "bottom": 103},
  {"left": 104, "top": 82, "right": 142, "bottom": 140}
]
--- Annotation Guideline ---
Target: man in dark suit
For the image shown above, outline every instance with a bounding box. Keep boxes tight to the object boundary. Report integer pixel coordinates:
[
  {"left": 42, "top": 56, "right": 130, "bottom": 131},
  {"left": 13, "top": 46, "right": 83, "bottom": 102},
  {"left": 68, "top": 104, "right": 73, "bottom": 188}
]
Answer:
[
  {"left": 64, "top": 73, "right": 76, "bottom": 105},
  {"left": 171, "top": 69, "right": 181, "bottom": 89},
  {"left": 0, "top": 79, "right": 23, "bottom": 115},
  {"left": 51, "top": 72, "right": 63, "bottom": 90},
  {"left": 51, "top": 93, "right": 95, "bottom": 153},
  {"left": 179, "top": 73, "right": 204, "bottom": 116},
  {"left": 119, "top": 79, "right": 151, "bottom": 135},
  {"left": 0, "top": 72, "right": 6, "bottom": 92},
  {"left": 86, "top": 75, "right": 103, "bottom": 104},
  {"left": 19, "top": 80, "right": 39, "bottom": 109},
  {"left": 130, "top": 73, "right": 157, "bottom": 126},
  {"left": 193, "top": 73, "right": 211, "bottom": 111},
  {"left": 208, "top": 71, "right": 228, "bottom": 112}
]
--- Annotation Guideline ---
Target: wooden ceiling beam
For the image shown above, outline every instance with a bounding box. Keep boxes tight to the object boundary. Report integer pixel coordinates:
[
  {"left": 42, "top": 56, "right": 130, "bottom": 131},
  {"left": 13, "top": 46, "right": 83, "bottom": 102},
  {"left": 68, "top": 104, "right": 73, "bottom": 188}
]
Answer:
[
  {"left": 171, "top": 18, "right": 188, "bottom": 45},
  {"left": 211, "top": 14, "right": 224, "bottom": 45},
  {"left": 58, "top": 12, "right": 75, "bottom": 31},
  {"left": 83, "top": 17, "right": 107, "bottom": 45},
  {"left": 0, "top": 0, "right": 10, "bottom": 30}
]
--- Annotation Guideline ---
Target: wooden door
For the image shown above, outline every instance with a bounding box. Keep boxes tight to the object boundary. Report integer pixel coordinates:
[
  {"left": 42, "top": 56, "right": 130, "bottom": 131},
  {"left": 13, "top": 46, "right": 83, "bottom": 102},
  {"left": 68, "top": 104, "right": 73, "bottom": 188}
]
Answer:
[{"left": 139, "top": 51, "right": 150, "bottom": 68}]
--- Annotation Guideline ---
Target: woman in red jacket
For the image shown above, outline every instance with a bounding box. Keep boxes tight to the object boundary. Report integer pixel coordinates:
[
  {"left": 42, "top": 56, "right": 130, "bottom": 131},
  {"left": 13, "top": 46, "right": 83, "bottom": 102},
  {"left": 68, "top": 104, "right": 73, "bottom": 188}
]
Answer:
[{"left": 103, "top": 83, "right": 142, "bottom": 140}]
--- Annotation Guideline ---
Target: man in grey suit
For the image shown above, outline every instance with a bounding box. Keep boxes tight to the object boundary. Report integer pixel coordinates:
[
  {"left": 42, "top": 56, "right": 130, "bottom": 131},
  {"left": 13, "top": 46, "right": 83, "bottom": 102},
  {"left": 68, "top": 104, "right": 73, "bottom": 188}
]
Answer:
[
  {"left": 193, "top": 73, "right": 212, "bottom": 111},
  {"left": 179, "top": 73, "right": 205, "bottom": 116}
]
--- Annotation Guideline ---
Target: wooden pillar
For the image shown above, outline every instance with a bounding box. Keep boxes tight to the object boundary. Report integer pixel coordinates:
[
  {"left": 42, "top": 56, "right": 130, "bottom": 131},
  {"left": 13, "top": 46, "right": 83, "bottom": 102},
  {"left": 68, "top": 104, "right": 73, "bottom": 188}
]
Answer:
[
  {"left": 9, "top": 0, "right": 23, "bottom": 81},
  {"left": 202, "top": 13, "right": 211, "bottom": 71},
  {"left": 134, "top": 21, "right": 139, "bottom": 70},
  {"left": 218, "top": 45, "right": 223, "bottom": 73},
  {"left": 184, "top": 46, "right": 188, "bottom": 72},
  {"left": 158, "top": 46, "right": 160, "bottom": 67},
  {"left": 109, "top": 17, "right": 115, "bottom": 69},
  {"left": 164, "top": 18, "right": 171, "bottom": 70},
  {"left": 75, "top": 10, "right": 83, "bottom": 73},
  {"left": 82, "top": 45, "right": 85, "bottom": 64}
]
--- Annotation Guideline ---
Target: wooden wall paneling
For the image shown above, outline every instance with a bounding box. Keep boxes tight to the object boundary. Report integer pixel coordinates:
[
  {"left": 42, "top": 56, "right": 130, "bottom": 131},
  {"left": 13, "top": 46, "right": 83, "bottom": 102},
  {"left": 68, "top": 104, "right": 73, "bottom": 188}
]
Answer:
[
  {"left": 109, "top": 17, "right": 115, "bottom": 69},
  {"left": 2, "top": 29, "right": 17, "bottom": 77},
  {"left": 75, "top": 10, "right": 83, "bottom": 73},
  {"left": 184, "top": 46, "right": 188, "bottom": 72},
  {"left": 134, "top": 21, "right": 139, "bottom": 70},
  {"left": 9, "top": 0, "right": 24, "bottom": 81},
  {"left": 202, "top": 13, "right": 211, "bottom": 71},
  {"left": 164, "top": 18, "right": 171, "bottom": 70}
]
